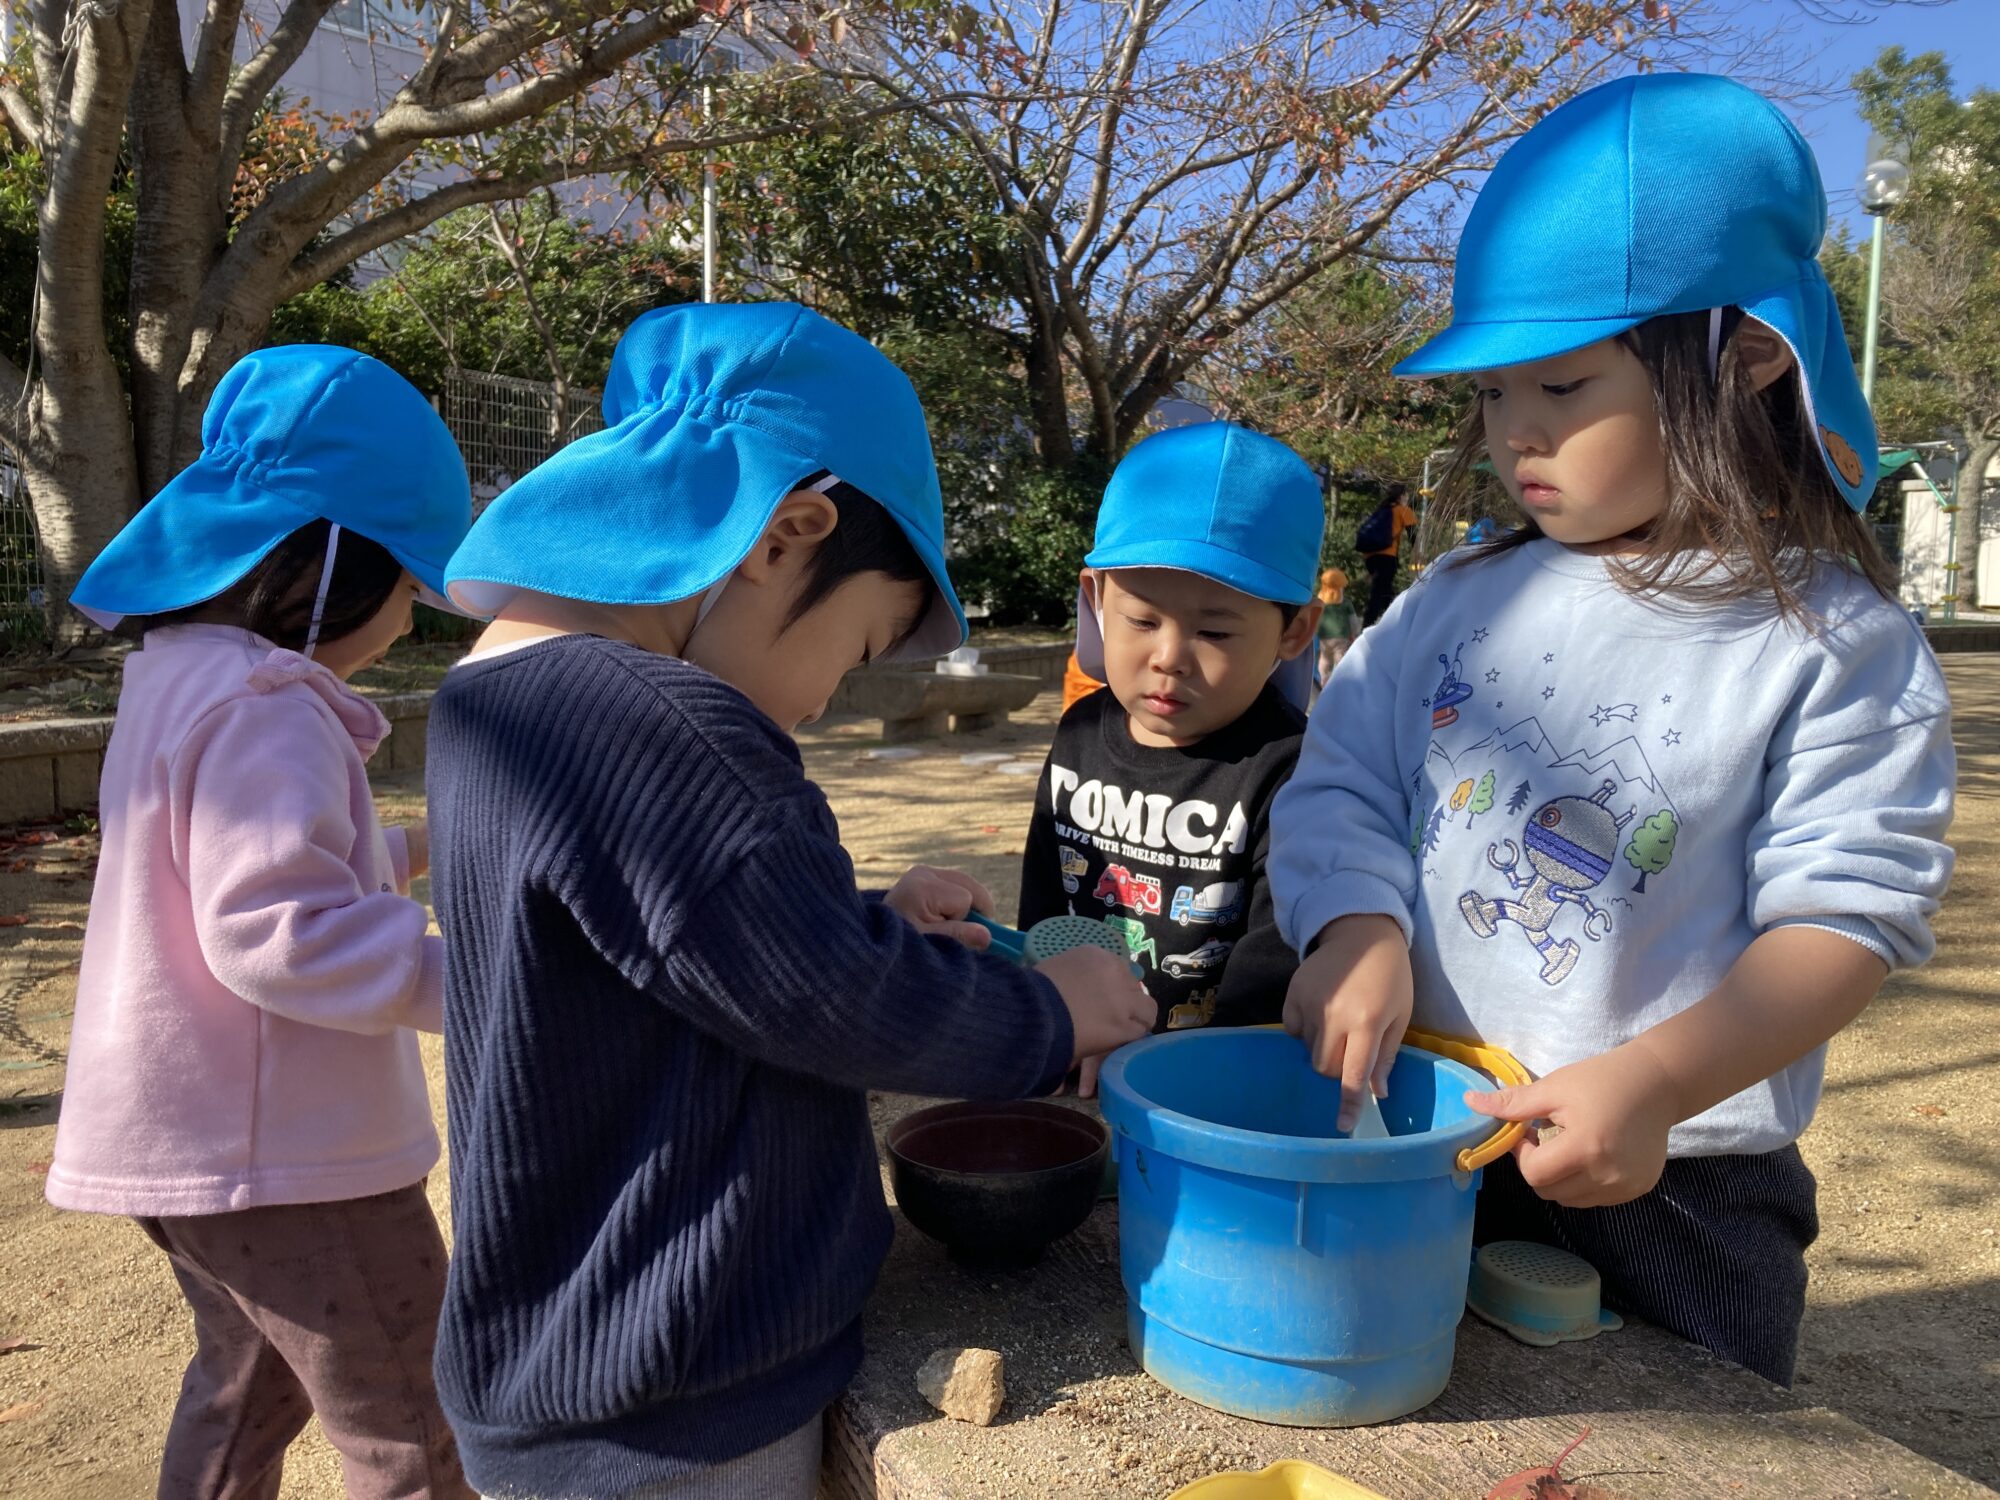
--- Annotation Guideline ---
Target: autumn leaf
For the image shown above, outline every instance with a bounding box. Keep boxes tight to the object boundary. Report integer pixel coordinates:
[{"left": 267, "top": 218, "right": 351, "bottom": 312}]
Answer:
[
  {"left": 0, "top": 1400, "right": 44, "bottom": 1423},
  {"left": 0, "top": 915, "right": 26, "bottom": 927},
  {"left": 1485, "top": 1427, "right": 1600, "bottom": 1500}
]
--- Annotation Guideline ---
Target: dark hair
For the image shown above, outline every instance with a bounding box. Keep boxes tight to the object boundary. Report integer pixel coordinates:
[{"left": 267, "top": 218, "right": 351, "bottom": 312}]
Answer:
[
  {"left": 1427, "top": 307, "right": 1895, "bottom": 620},
  {"left": 1276, "top": 602, "right": 1302, "bottom": 628},
  {"left": 1385, "top": 482, "right": 1409, "bottom": 505},
  {"left": 138, "top": 520, "right": 408, "bottom": 650},
  {"left": 781, "top": 473, "right": 933, "bottom": 649}
]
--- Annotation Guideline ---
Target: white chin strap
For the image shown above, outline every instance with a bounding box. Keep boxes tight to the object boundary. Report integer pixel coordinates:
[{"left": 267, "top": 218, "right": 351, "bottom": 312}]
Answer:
[
  {"left": 303, "top": 524, "right": 342, "bottom": 659},
  {"left": 1706, "top": 306, "right": 1724, "bottom": 383}
]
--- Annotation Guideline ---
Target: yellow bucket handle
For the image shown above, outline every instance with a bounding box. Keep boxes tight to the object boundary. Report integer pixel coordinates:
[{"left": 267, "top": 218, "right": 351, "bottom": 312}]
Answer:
[
  {"left": 1252, "top": 1023, "right": 1530, "bottom": 1173},
  {"left": 1401, "top": 1027, "right": 1530, "bottom": 1174}
]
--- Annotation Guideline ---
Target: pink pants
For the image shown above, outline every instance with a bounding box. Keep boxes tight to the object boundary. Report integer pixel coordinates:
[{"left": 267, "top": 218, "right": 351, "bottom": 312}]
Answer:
[{"left": 135, "top": 1181, "right": 472, "bottom": 1500}]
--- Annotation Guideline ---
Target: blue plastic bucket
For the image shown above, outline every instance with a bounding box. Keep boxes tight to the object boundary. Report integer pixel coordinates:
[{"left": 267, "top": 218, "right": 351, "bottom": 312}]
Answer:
[{"left": 1098, "top": 1029, "right": 1495, "bottom": 1427}]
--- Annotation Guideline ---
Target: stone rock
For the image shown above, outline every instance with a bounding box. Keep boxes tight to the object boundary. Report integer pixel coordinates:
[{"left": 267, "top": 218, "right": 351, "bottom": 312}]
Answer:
[{"left": 915, "top": 1346, "right": 1005, "bottom": 1426}]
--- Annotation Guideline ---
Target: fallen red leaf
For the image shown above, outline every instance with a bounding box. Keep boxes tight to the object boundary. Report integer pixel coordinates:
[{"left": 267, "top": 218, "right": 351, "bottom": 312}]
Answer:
[
  {"left": 0, "top": 1400, "right": 43, "bottom": 1423},
  {"left": 1485, "top": 1427, "right": 1601, "bottom": 1500},
  {"left": 1913, "top": 1104, "right": 1947, "bottom": 1118},
  {"left": 0, "top": 914, "right": 26, "bottom": 926},
  {"left": 0, "top": 1335, "right": 29, "bottom": 1355},
  {"left": 981, "top": 825, "right": 1001, "bottom": 834},
  {"left": 5, "top": 859, "right": 27, "bottom": 871},
  {"left": 26, "top": 1160, "right": 49, "bottom": 1176}
]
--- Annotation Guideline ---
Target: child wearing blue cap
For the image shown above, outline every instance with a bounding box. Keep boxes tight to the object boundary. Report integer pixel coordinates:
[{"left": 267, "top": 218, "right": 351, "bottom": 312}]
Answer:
[
  {"left": 424, "top": 301, "right": 1155, "bottom": 1498},
  {"left": 47, "top": 346, "right": 475, "bottom": 1494},
  {"left": 1017, "top": 422, "right": 1324, "bottom": 1080},
  {"left": 1271, "top": 74, "right": 1955, "bottom": 1385}
]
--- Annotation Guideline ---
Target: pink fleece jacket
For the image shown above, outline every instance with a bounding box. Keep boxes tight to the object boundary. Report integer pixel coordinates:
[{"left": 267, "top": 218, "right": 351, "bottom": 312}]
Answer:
[{"left": 46, "top": 625, "right": 444, "bottom": 1216}]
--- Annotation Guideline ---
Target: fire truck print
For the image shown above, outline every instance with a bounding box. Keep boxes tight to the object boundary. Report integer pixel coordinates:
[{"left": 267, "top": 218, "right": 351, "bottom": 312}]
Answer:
[{"left": 1094, "top": 863, "right": 1163, "bottom": 917}]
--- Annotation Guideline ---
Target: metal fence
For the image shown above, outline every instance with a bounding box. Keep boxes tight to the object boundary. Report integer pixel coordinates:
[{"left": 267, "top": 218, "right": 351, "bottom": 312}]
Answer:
[
  {"left": 439, "top": 368, "right": 604, "bottom": 513},
  {"left": 0, "top": 457, "right": 45, "bottom": 649}
]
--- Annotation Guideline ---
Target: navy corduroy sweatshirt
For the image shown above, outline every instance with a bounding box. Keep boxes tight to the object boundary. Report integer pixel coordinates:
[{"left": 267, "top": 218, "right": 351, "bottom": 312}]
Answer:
[{"left": 426, "top": 636, "right": 1073, "bottom": 1498}]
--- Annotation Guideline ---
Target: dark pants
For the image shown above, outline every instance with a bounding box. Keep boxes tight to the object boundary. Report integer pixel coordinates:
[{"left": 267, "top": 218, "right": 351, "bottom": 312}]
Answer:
[
  {"left": 1362, "top": 553, "right": 1399, "bottom": 626},
  {"left": 1473, "top": 1146, "right": 1819, "bottom": 1387},
  {"left": 135, "top": 1181, "right": 472, "bottom": 1500}
]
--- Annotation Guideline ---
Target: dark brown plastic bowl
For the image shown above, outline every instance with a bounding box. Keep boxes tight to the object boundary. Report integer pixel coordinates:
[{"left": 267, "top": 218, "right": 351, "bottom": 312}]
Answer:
[{"left": 887, "top": 1101, "right": 1109, "bottom": 1269}]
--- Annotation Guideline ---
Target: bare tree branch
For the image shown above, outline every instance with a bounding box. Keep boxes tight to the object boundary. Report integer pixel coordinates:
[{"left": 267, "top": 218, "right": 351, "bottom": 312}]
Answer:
[
  {"left": 0, "top": 345, "right": 28, "bottom": 429},
  {"left": 187, "top": 0, "right": 248, "bottom": 125},
  {"left": 26, "top": 0, "right": 67, "bottom": 127},
  {"left": 409, "top": 0, "right": 469, "bottom": 94},
  {"left": 380, "top": 6, "right": 699, "bottom": 145},
  {"left": 0, "top": 85, "right": 35, "bottom": 151},
  {"left": 485, "top": 201, "right": 571, "bottom": 396},
  {"left": 279, "top": 156, "right": 643, "bottom": 297},
  {"left": 216, "top": 0, "right": 340, "bottom": 212},
  {"left": 281, "top": 75, "right": 1045, "bottom": 302},
  {"left": 37, "top": 0, "right": 152, "bottom": 339},
  {"left": 429, "top": 0, "right": 633, "bottom": 94}
]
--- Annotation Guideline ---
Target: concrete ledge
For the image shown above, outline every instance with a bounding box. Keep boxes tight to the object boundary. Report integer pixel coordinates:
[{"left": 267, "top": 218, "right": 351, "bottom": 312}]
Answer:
[
  {"left": 823, "top": 643, "right": 1067, "bottom": 718},
  {"left": 839, "top": 671, "right": 1043, "bottom": 743},
  {"left": 1928, "top": 624, "right": 2000, "bottom": 654},
  {"left": 0, "top": 694, "right": 437, "bottom": 826}
]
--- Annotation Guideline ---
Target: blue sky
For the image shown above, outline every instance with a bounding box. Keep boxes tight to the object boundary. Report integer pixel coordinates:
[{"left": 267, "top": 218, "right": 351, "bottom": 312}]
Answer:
[{"left": 1742, "top": 0, "right": 2000, "bottom": 231}]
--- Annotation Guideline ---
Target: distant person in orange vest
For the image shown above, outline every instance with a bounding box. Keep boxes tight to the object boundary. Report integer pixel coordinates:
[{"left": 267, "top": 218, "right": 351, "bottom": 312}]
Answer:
[{"left": 1356, "top": 482, "right": 1419, "bottom": 626}]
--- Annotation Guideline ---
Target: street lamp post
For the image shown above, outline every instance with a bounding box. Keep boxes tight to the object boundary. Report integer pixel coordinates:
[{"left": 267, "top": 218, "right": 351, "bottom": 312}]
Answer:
[
  {"left": 702, "top": 80, "right": 718, "bottom": 304},
  {"left": 1857, "top": 140, "right": 1911, "bottom": 404}
]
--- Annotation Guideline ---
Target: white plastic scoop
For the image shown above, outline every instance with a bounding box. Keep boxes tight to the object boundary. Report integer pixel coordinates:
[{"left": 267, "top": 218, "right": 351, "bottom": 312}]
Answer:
[{"left": 1348, "top": 1090, "right": 1390, "bottom": 1140}]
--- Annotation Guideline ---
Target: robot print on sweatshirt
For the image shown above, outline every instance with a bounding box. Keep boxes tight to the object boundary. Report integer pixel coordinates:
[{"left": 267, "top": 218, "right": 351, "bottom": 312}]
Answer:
[{"left": 1415, "top": 630, "right": 1686, "bottom": 986}]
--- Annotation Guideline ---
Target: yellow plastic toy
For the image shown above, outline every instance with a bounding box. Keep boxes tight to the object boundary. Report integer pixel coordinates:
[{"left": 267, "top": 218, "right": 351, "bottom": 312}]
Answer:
[{"left": 1168, "top": 1458, "right": 1391, "bottom": 1499}]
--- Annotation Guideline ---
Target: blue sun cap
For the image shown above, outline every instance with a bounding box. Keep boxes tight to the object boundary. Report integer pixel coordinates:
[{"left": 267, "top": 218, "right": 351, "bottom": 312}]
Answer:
[
  {"left": 70, "top": 346, "right": 473, "bottom": 630},
  {"left": 445, "top": 302, "right": 966, "bottom": 661},
  {"left": 1395, "top": 72, "right": 1878, "bottom": 511},
  {"left": 1075, "top": 421, "right": 1325, "bottom": 710}
]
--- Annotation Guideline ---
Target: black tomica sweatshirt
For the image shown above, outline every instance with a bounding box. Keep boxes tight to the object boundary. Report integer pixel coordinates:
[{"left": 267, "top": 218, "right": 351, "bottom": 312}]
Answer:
[{"left": 1018, "top": 684, "right": 1305, "bottom": 1031}]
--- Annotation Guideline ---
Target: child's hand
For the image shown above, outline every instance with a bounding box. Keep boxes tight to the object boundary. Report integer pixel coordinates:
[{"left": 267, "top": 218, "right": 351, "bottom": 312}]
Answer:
[
  {"left": 884, "top": 865, "right": 996, "bottom": 949},
  {"left": 403, "top": 819, "right": 430, "bottom": 880},
  {"left": 1282, "top": 914, "right": 1411, "bottom": 1132},
  {"left": 1039, "top": 947, "right": 1156, "bottom": 1065},
  {"left": 1075, "top": 1053, "right": 1106, "bottom": 1098},
  {"left": 1464, "top": 1043, "right": 1680, "bottom": 1208}
]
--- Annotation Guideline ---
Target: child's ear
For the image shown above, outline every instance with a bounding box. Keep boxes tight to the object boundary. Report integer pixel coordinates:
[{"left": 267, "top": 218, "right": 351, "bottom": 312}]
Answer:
[
  {"left": 1079, "top": 567, "right": 1102, "bottom": 613},
  {"left": 1276, "top": 600, "right": 1322, "bottom": 662},
  {"left": 1735, "top": 318, "right": 1797, "bottom": 393},
  {"left": 739, "top": 491, "right": 839, "bottom": 582}
]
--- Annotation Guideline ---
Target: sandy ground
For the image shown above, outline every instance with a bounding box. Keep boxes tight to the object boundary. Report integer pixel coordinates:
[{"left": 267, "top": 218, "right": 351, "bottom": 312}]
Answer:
[{"left": 0, "top": 668, "right": 1995, "bottom": 1498}]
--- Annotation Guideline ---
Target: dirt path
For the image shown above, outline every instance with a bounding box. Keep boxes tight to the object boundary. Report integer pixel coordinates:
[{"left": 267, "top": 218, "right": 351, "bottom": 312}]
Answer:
[{"left": 1, "top": 672, "right": 1995, "bottom": 1496}]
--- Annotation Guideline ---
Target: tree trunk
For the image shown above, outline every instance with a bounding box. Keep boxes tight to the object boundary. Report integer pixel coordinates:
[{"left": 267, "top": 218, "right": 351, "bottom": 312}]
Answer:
[
  {"left": 1957, "top": 435, "right": 1998, "bottom": 609},
  {"left": 1021, "top": 306, "right": 1073, "bottom": 472},
  {"left": 127, "top": 0, "right": 220, "bottom": 498},
  {"left": 21, "top": 388, "right": 143, "bottom": 650}
]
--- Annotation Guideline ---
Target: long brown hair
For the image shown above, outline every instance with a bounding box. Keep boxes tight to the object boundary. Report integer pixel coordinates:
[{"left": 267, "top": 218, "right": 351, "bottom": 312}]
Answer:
[{"left": 1424, "top": 308, "right": 1894, "bottom": 620}]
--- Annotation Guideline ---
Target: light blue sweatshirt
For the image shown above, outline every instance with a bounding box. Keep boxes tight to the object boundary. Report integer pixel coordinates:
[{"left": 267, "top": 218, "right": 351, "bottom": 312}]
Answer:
[{"left": 1271, "top": 539, "right": 1955, "bottom": 1155}]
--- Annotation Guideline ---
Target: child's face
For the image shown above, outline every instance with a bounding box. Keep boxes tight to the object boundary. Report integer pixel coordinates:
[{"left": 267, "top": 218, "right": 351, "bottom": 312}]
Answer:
[
  {"left": 695, "top": 566, "right": 929, "bottom": 734},
  {"left": 317, "top": 571, "right": 419, "bottom": 681},
  {"left": 1089, "top": 568, "right": 1315, "bottom": 748},
  {"left": 1476, "top": 338, "right": 1669, "bottom": 552}
]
